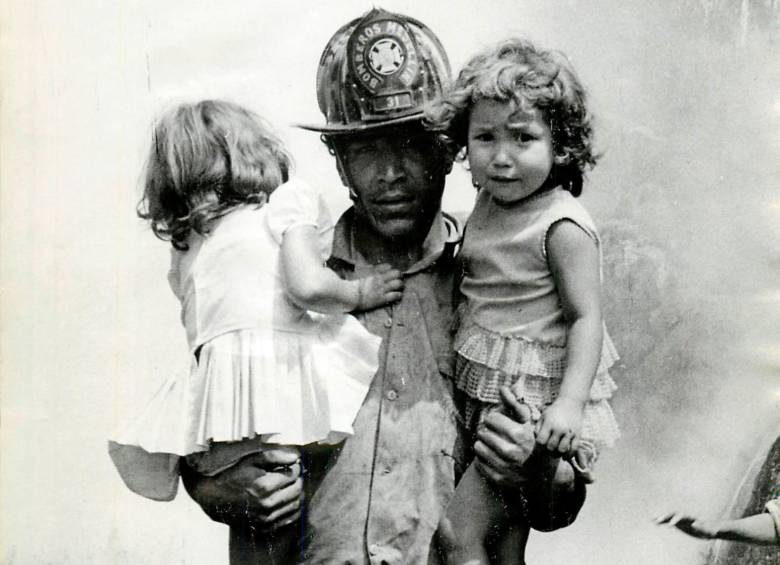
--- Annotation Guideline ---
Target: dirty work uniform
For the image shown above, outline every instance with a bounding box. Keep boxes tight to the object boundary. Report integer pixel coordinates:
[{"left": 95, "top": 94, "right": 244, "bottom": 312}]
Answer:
[{"left": 230, "top": 207, "right": 465, "bottom": 565}]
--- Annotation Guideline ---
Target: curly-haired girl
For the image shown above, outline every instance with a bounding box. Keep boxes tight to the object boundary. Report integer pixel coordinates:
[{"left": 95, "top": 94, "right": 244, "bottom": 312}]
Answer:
[
  {"left": 426, "top": 39, "right": 619, "bottom": 563},
  {"left": 109, "top": 101, "right": 402, "bottom": 524}
]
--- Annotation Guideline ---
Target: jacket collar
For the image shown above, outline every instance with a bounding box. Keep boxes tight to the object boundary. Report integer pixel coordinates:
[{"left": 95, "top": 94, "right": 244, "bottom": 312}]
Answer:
[{"left": 329, "top": 207, "right": 461, "bottom": 276}]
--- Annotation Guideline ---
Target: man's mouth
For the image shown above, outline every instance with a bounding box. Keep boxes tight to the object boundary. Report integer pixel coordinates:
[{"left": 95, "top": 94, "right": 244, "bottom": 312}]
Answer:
[
  {"left": 374, "top": 195, "right": 416, "bottom": 214},
  {"left": 489, "top": 176, "right": 519, "bottom": 184}
]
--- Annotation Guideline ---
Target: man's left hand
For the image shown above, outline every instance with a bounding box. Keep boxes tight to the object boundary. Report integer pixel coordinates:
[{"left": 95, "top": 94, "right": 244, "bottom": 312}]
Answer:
[{"left": 473, "top": 386, "right": 538, "bottom": 489}]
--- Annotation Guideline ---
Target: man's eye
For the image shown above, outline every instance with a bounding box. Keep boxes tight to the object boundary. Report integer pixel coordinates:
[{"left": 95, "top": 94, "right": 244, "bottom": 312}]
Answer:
[
  {"left": 516, "top": 133, "right": 536, "bottom": 143},
  {"left": 349, "top": 144, "right": 374, "bottom": 158}
]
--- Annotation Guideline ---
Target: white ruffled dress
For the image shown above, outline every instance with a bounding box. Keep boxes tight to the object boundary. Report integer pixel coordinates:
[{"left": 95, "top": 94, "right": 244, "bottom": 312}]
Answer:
[
  {"left": 455, "top": 187, "right": 620, "bottom": 451},
  {"left": 109, "top": 179, "right": 380, "bottom": 501}
]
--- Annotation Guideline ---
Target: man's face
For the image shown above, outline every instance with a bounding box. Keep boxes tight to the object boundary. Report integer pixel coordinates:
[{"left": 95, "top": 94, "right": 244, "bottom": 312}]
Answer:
[{"left": 336, "top": 127, "right": 448, "bottom": 243}]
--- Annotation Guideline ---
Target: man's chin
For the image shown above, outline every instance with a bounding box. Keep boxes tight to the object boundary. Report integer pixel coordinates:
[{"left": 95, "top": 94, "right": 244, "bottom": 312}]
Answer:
[{"left": 371, "top": 216, "right": 425, "bottom": 242}]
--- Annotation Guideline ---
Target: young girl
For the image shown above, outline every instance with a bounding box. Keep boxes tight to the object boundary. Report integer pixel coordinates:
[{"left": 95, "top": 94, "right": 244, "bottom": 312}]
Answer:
[
  {"left": 426, "top": 39, "right": 619, "bottom": 563},
  {"left": 109, "top": 100, "right": 402, "bottom": 518}
]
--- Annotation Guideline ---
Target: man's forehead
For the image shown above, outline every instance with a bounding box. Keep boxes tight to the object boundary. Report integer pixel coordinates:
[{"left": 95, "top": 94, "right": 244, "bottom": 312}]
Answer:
[{"left": 337, "top": 123, "right": 430, "bottom": 145}]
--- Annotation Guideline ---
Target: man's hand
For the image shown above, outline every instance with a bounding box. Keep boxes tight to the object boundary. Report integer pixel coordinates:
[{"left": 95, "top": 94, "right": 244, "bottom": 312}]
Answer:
[
  {"left": 181, "top": 447, "right": 303, "bottom": 531},
  {"left": 475, "top": 387, "right": 586, "bottom": 531},
  {"left": 473, "top": 386, "right": 537, "bottom": 489}
]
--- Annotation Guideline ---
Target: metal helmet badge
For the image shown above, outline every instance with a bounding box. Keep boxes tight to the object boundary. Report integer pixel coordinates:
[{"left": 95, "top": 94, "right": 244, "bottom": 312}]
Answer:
[{"left": 298, "top": 7, "right": 451, "bottom": 134}]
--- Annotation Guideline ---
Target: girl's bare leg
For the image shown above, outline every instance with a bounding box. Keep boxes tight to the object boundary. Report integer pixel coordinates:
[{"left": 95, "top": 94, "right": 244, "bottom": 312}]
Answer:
[
  {"left": 491, "top": 523, "right": 529, "bottom": 565},
  {"left": 434, "top": 463, "right": 512, "bottom": 565}
]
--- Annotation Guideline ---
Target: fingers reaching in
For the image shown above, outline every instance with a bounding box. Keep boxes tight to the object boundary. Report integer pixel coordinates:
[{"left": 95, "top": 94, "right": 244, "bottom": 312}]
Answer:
[
  {"left": 498, "top": 386, "right": 532, "bottom": 424},
  {"left": 245, "top": 446, "right": 301, "bottom": 470},
  {"left": 250, "top": 476, "right": 304, "bottom": 530}
]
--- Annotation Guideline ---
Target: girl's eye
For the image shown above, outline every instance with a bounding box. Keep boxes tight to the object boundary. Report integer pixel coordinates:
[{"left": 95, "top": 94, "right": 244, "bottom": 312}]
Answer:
[{"left": 472, "top": 133, "right": 493, "bottom": 142}]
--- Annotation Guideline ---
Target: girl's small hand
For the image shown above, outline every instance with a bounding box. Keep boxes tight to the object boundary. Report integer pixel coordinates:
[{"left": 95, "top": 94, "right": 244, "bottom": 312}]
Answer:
[
  {"left": 356, "top": 264, "right": 404, "bottom": 310},
  {"left": 535, "top": 396, "right": 584, "bottom": 454},
  {"left": 654, "top": 512, "right": 721, "bottom": 540}
]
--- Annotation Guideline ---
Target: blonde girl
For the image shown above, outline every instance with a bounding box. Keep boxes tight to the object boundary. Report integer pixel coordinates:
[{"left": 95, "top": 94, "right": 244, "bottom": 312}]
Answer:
[{"left": 110, "top": 100, "right": 401, "bottom": 556}]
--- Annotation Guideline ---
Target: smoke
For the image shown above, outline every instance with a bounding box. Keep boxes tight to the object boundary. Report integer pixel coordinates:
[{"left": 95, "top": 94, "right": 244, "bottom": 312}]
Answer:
[{"left": 524, "top": 3, "right": 780, "bottom": 563}]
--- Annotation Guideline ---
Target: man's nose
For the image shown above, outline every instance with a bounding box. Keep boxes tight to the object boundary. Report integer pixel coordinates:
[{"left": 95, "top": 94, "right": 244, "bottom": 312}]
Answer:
[{"left": 377, "top": 150, "right": 407, "bottom": 184}]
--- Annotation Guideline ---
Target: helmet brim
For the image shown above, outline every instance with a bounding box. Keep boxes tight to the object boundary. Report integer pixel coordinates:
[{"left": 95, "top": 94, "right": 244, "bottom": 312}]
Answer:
[{"left": 295, "top": 112, "right": 425, "bottom": 135}]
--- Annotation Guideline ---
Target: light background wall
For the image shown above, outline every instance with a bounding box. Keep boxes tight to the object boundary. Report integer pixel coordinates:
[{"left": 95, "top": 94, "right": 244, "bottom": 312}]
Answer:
[{"left": 1, "top": 1, "right": 778, "bottom": 564}]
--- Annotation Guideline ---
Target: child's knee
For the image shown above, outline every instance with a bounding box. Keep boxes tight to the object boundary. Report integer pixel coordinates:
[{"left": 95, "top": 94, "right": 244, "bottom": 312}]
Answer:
[{"left": 434, "top": 513, "right": 489, "bottom": 562}]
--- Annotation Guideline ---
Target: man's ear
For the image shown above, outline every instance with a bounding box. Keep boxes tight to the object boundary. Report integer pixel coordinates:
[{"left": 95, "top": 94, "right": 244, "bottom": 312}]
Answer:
[
  {"left": 333, "top": 152, "right": 359, "bottom": 200},
  {"left": 335, "top": 155, "right": 350, "bottom": 187},
  {"left": 323, "top": 135, "right": 351, "bottom": 188},
  {"left": 553, "top": 153, "right": 570, "bottom": 166}
]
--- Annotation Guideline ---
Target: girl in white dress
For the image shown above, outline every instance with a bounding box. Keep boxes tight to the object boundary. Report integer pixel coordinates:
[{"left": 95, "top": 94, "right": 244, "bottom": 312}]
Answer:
[{"left": 109, "top": 100, "right": 402, "bottom": 512}]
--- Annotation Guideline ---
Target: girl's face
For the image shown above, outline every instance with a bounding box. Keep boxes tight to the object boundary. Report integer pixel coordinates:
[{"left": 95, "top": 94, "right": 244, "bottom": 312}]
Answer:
[{"left": 467, "top": 99, "right": 555, "bottom": 204}]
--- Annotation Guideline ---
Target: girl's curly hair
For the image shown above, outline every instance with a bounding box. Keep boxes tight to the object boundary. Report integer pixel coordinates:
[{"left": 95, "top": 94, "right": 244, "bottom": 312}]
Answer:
[
  {"left": 425, "top": 38, "right": 598, "bottom": 196},
  {"left": 138, "top": 100, "right": 292, "bottom": 249}
]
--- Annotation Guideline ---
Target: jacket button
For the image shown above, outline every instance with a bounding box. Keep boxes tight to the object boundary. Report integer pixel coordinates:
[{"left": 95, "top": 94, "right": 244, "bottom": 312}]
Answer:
[
  {"left": 386, "top": 389, "right": 398, "bottom": 401},
  {"left": 383, "top": 318, "right": 393, "bottom": 328}
]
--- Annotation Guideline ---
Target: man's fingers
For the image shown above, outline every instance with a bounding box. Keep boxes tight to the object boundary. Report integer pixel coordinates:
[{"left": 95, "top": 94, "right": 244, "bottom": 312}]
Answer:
[
  {"left": 247, "top": 464, "right": 300, "bottom": 500},
  {"left": 257, "top": 497, "right": 303, "bottom": 530},
  {"left": 477, "top": 425, "right": 520, "bottom": 464},
  {"left": 498, "top": 387, "right": 531, "bottom": 423},
  {"left": 246, "top": 446, "right": 301, "bottom": 469},
  {"left": 250, "top": 475, "right": 303, "bottom": 510},
  {"left": 474, "top": 439, "right": 508, "bottom": 472},
  {"left": 481, "top": 410, "right": 525, "bottom": 440},
  {"left": 474, "top": 457, "right": 505, "bottom": 487},
  {"left": 478, "top": 412, "right": 535, "bottom": 463}
]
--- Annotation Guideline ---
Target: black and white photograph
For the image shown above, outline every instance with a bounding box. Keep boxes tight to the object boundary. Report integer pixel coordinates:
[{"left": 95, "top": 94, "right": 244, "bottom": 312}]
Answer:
[{"left": 1, "top": 1, "right": 778, "bottom": 564}]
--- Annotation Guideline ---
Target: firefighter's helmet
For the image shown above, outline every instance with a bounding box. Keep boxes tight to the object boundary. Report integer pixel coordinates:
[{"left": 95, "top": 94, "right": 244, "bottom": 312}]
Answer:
[{"left": 298, "top": 7, "right": 451, "bottom": 135}]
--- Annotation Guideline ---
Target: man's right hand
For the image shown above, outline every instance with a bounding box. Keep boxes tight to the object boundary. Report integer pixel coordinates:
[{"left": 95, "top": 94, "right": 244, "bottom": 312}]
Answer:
[{"left": 180, "top": 447, "right": 303, "bottom": 531}]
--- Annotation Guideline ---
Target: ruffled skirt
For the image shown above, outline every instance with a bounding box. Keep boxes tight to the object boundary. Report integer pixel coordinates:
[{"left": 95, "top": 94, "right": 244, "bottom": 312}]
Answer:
[
  {"left": 454, "top": 319, "right": 620, "bottom": 451},
  {"left": 109, "top": 314, "right": 380, "bottom": 501}
]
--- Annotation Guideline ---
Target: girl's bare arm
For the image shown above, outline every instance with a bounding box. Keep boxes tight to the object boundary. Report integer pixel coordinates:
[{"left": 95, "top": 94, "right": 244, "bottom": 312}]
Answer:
[
  {"left": 539, "top": 220, "right": 603, "bottom": 450},
  {"left": 281, "top": 225, "right": 403, "bottom": 313}
]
